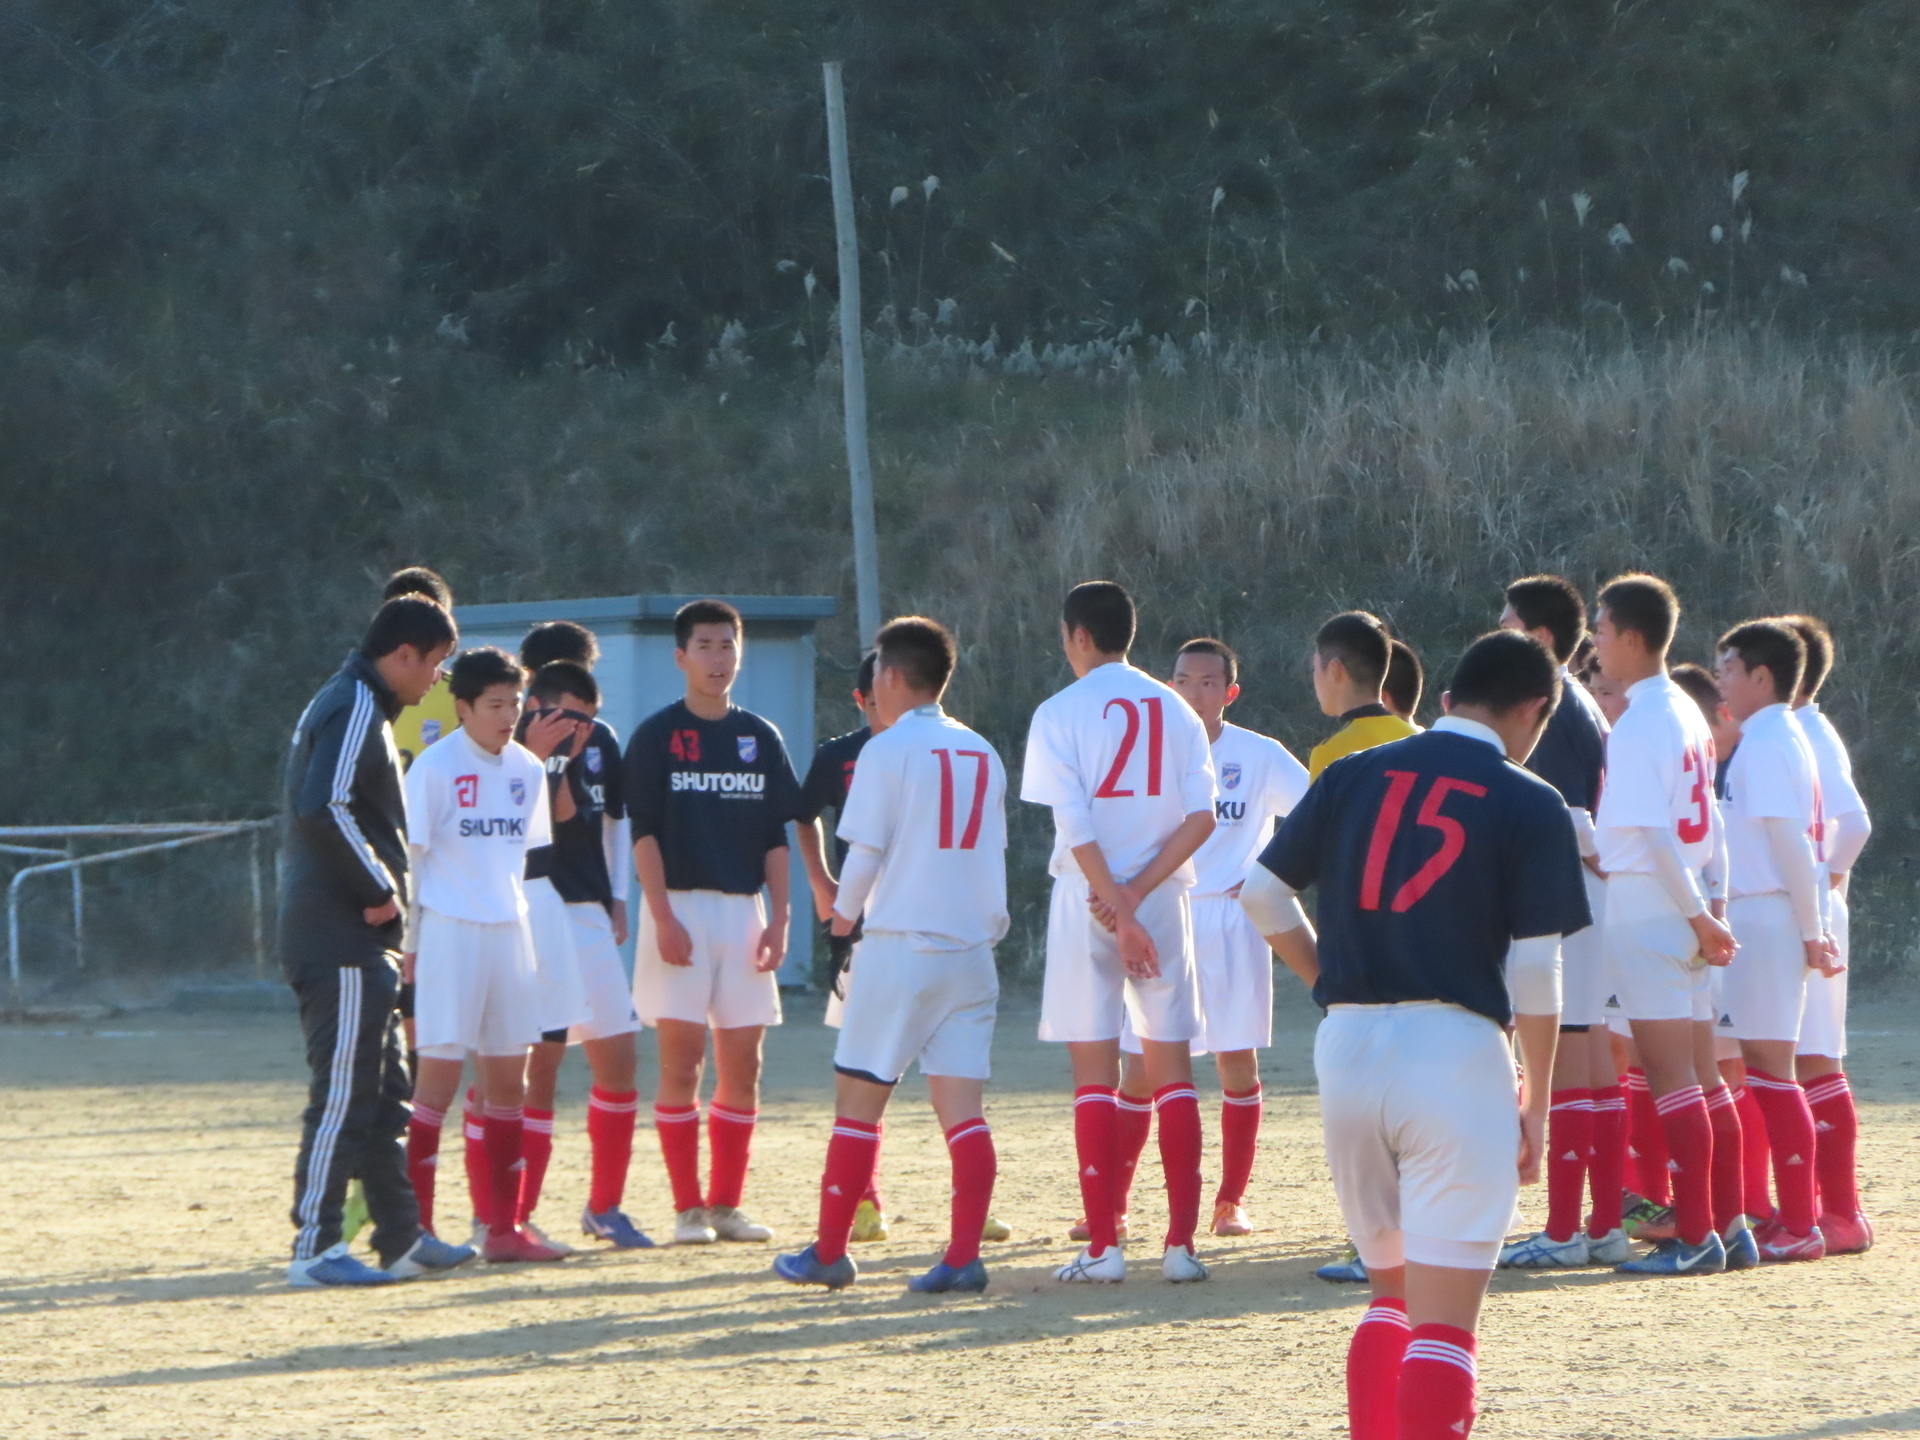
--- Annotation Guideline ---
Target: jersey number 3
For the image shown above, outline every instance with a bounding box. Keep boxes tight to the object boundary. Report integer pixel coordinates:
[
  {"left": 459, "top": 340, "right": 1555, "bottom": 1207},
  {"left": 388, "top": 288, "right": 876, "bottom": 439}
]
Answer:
[
  {"left": 934, "top": 749, "right": 990, "bottom": 850},
  {"left": 1360, "top": 771, "right": 1488, "bottom": 912},
  {"left": 1094, "top": 697, "right": 1165, "bottom": 798},
  {"left": 1678, "top": 746, "right": 1710, "bottom": 844}
]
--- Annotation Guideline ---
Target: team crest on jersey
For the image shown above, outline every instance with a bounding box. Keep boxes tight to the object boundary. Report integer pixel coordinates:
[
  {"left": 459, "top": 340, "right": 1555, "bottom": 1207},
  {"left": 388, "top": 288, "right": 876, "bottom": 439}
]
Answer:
[
  {"left": 455, "top": 775, "right": 479, "bottom": 808},
  {"left": 509, "top": 778, "right": 527, "bottom": 806},
  {"left": 585, "top": 747, "right": 602, "bottom": 775},
  {"left": 421, "top": 719, "right": 443, "bottom": 746},
  {"left": 737, "top": 735, "right": 758, "bottom": 763},
  {"left": 1220, "top": 762, "right": 1243, "bottom": 791}
]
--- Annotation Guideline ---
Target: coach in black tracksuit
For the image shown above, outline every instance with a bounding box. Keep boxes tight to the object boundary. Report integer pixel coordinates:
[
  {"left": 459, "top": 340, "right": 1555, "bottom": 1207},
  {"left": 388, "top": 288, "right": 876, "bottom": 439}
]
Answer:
[{"left": 280, "top": 597, "right": 455, "bottom": 1269}]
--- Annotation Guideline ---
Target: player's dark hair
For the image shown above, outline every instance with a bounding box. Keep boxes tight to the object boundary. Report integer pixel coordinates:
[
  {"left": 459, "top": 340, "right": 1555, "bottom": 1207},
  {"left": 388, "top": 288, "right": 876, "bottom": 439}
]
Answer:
[
  {"left": 449, "top": 646, "right": 526, "bottom": 704},
  {"left": 674, "top": 598, "right": 743, "bottom": 649},
  {"left": 1062, "top": 581, "right": 1136, "bottom": 656},
  {"left": 1505, "top": 574, "right": 1587, "bottom": 663},
  {"left": 382, "top": 566, "right": 453, "bottom": 609},
  {"left": 528, "top": 659, "right": 600, "bottom": 708},
  {"left": 1315, "top": 611, "right": 1391, "bottom": 693},
  {"left": 521, "top": 620, "right": 599, "bottom": 672},
  {"left": 1384, "top": 639, "right": 1424, "bottom": 720},
  {"left": 1668, "top": 662, "right": 1724, "bottom": 725},
  {"left": 1718, "top": 620, "right": 1806, "bottom": 704},
  {"left": 855, "top": 650, "right": 878, "bottom": 697},
  {"left": 1570, "top": 634, "right": 1597, "bottom": 680},
  {"left": 1448, "top": 630, "right": 1563, "bottom": 716},
  {"left": 1777, "top": 613, "right": 1834, "bottom": 699},
  {"left": 876, "top": 616, "right": 957, "bottom": 696},
  {"left": 1598, "top": 573, "right": 1679, "bottom": 655},
  {"left": 1176, "top": 637, "right": 1238, "bottom": 687},
  {"left": 362, "top": 596, "right": 456, "bottom": 660}
]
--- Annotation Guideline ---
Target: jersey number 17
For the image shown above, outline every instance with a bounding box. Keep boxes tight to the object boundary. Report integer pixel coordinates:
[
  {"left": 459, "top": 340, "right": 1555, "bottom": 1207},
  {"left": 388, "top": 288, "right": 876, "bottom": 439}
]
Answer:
[{"left": 934, "top": 749, "right": 990, "bottom": 850}]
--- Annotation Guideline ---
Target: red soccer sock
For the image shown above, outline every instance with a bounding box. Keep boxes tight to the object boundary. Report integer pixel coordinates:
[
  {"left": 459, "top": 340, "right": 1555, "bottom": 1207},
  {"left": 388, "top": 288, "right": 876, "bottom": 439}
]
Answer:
[
  {"left": 1802, "top": 1072, "right": 1860, "bottom": 1216},
  {"left": 1585, "top": 1084, "right": 1625, "bottom": 1238},
  {"left": 943, "top": 1118, "right": 997, "bottom": 1269},
  {"left": 706, "top": 1103, "right": 757, "bottom": 1210},
  {"left": 462, "top": 1093, "right": 491, "bottom": 1228},
  {"left": 1625, "top": 1068, "right": 1672, "bottom": 1205},
  {"left": 1072, "top": 1086, "right": 1119, "bottom": 1255},
  {"left": 1545, "top": 1088, "right": 1593, "bottom": 1242},
  {"left": 1748, "top": 1068, "right": 1818, "bottom": 1235},
  {"left": 654, "top": 1103, "right": 704, "bottom": 1214},
  {"left": 516, "top": 1107, "right": 555, "bottom": 1226},
  {"left": 1113, "top": 1092, "right": 1154, "bottom": 1218},
  {"left": 406, "top": 1102, "right": 445, "bottom": 1235},
  {"left": 1399, "top": 1324, "right": 1478, "bottom": 1440},
  {"left": 483, "top": 1103, "right": 525, "bottom": 1240},
  {"left": 1216, "top": 1085, "right": 1263, "bottom": 1209},
  {"left": 1733, "top": 1084, "right": 1775, "bottom": 1220},
  {"left": 585, "top": 1088, "right": 639, "bottom": 1214},
  {"left": 1154, "top": 1083, "right": 1203, "bottom": 1251},
  {"left": 1703, "top": 1085, "right": 1745, "bottom": 1235},
  {"left": 815, "top": 1117, "right": 881, "bottom": 1265},
  {"left": 1654, "top": 1083, "right": 1713, "bottom": 1246},
  {"left": 1346, "top": 1297, "right": 1409, "bottom": 1440}
]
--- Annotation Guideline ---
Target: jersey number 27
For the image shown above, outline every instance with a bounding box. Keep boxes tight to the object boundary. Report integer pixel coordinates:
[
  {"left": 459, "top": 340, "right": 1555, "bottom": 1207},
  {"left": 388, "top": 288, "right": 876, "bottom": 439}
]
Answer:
[{"left": 933, "top": 749, "right": 990, "bottom": 850}]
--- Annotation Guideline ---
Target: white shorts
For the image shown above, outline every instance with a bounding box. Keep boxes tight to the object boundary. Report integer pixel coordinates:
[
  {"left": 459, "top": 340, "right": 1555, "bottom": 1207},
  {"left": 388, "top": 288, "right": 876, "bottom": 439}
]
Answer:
[
  {"left": 1561, "top": 868, "right": 1610, "bottom": 1027},
  {"left": 832, "top": 934, "right": 999, "bottom": 1083},
  {"left": 1605, "top": 873, "right": 1713, "bottom": 1024},
  {"left": 414, "top": 909, "right": 543, "bottom": 1058},
  {"left": 1799, "top": 886, "right": 1849, "bottom": 1058},
  {"left": 1121, "top": 893, "right": 1271, "bottom": 1056},
  {"left": 1710, "top": 968, "right": 1741, "bottom": 1059},
  {"left": 633, "top": 889, "right": 782, "bottom": 1031},
  {"left": 1315, "top": 1002, "right": 1520, "bottom": 1271},
  {"left": 524, "top": 877, "right": 591, "bottom": 1035},
  {"left": 566, "top": 902, "right": 640, "bottom": 1042},
  {"left": 1723, "top": 893, "right": 1810, "bottom": 1043},
  {"left": 1038, "top": 874, "right": 1199, "bottom": 1044},
  {"left": 1602, "top": 989, "right": 1632, "bottom": 1038}
]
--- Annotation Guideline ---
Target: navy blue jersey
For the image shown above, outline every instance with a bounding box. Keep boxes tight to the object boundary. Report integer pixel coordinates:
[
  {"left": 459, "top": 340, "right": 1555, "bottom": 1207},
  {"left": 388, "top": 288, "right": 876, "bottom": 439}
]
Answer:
[
  {"left": 625, "top": 700, "right": 802, "bottom": 895},
  {"left": 1258, "top": 723, "right": 1591, "bottom": 1027},
  {"left": 535, "top": 719, "right": 627, "bottom": 907},
  {"left": 798, "top": 726, "right": 871, "bottom": 868},
  {"left": 1524, "top": 678, "right": 1607, "bottom": 814}
]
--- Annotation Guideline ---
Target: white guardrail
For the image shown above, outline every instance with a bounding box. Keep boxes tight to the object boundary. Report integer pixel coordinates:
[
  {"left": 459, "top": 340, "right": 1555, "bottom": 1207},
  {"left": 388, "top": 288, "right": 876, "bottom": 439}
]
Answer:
[{"left": 1, "top": 821, "right": 276, "bottom": 1004}]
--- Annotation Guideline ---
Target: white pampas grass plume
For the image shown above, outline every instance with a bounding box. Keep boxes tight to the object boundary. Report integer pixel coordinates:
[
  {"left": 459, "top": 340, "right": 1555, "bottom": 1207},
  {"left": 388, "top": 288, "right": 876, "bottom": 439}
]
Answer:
[
  {"left": 1666, "top": 256, "right": 1690, "bottom": 276},
  {"left": 1730, "top": 170, "right": 1750, "bottom": 204},
  {"left": 1458, "top": 269, "right": 1480, "bottom": 292},
  {"left": 1211, "top": 186, "right": 1225, "bottom": 215},
  {"left": 803, "top": 270, "right": 817, "bottom": 298},
  {"left": 1606, "top": 223, "right": 1633, "bottom": 249},
  {"left": 775, "top": 258, "right": 799, "bottom": 273},
  {"left": 1572, "top": 192, "right": 1592, "bottom": 226},
  {"left": 890, "top": 186, "right": 909, "bottom": 208},
  {"left": 1710, "top": 225, "right": 1724, "bottom": 244},
  {"left": 1780, "top": 264, "right": 1809, "bottom": 289},
  {"left": 922, "top": 175, "right": 940, "bottom": 200},
  {"left": 990, "top": 240, "right": 1018, "bottom": 264}
]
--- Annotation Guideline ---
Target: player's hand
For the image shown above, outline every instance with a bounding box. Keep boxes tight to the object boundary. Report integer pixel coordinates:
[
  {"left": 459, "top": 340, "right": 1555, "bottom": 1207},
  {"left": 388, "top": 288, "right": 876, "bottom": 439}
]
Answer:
[
  {"left": 1709, "top": 898, "right": 1728, "bottom": 923},
  {"left": 1582, "top": 855, "right": 1607, "bottom": 880},
  {"left": 829, "top": 912, "right": 856, "bottom": 938},
  {"left": 364, "top": 897, "right": 400, "bottom": 927},
  {"left": 1087, "top": 893, "right": 1119, "bottom": 933},
  {"left": 655, "top": 913, "right": 695, "bottom": 968},
  {"left": 1517, "top": 1104, "right": 1546, "bottom": 1186},
  {"left": 521, "top": 707, "right": 582, "bottom": 759},
  {"left": 1116, "top": 915, "right": 1159, "bottom": 980},
  {"left": 401, "top": 951, "right": 417, "bottom": 984},
  {"left": 753, "top": 923, "right": 787, "bottom": 974},
  {"left": 609, "top": 898, "right": 629, "bottom": 946},
  {"left": 1807, "top": 934, "right": 1843, "bottom": 977},
  {"left": 1691, "top": 912, "right": 1737, "bottom": 966},
  {"left": 811, "top": 879, "right": 839, "bottom": 923}
]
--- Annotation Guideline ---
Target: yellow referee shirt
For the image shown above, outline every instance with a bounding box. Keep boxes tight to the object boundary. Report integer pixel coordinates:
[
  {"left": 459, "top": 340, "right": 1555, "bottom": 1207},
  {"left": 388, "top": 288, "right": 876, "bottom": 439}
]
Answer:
[
  {"left": 1307, "top": 705, "right": 1421, "bottom": 780},
  {"left": 391, "top": 676, "right": 458, "bottom": 771}
]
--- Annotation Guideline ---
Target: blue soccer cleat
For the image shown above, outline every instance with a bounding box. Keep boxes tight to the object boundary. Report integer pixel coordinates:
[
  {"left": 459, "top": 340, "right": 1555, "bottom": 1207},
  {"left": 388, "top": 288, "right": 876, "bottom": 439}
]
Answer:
[
  {"left": 288, "top": 1242, "right": 399, "bottom": 1288},
  {"left": 1316, "top": 1246, "right": 1369, "bottom": 1283},
  {"left": 386, "top": 1232, "right": 476, "bottom": 1279},
  {"left": 1616, "top": 1231, "right": 1727, "bottom": 1276},
  {"left": 1722, "top": 1222, "right": 1761, "bottom": 1272},
  {"left": 908, "top": 1258, "right": 989, "bottom": 1294},
  {"left": 582, "top": 1206, "right": 659, "bottom": 1250},
  {"left": 773, "top": 1243, "right": 857, "bottom": 1290}
]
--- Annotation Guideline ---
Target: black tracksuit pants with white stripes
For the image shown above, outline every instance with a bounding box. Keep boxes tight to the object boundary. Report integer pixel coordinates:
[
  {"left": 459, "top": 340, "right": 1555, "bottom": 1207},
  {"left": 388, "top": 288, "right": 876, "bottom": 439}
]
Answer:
[{"left": 289, "top": 955, "right": 422, "bottom": 1265}]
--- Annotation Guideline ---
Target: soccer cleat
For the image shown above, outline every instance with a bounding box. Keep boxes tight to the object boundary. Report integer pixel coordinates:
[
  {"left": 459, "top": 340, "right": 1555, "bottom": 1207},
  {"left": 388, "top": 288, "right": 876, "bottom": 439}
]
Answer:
[
  {"left": 287, "top": 1242, "right": 399, "bottom": 1288},
  {"left": 1498, "top": 1231, "right": 1590, "bottom": 1269},
  {"left": 673, "top": 1209, "right": 718, "bottom": 1245},
  {"left": 1757, "top": 1224, "right": 1826, "bottom": 1264},
  {"left": 1210, "top": 1202, "right": 1253, "bottom": 1237},
  {"left": 1616, "top": 1232, "right": 1727, "bottom": 1276},
  {"left": 1818, "top": 1211, "right": 1873, "bottom": 1255},
  {"left": 1620, "top": 1191, "right": 1659, "bottom": 1229},
  {"left": 1721, "top": 1221, "right": 1761, "bottom": 1271},
  {"left": 980, "top": 1213, "right": 1011, "bottom": 1243},
  {"left": 1162, "top": 1245, "right": 1209, "bottom": 1282},
  {"left": 1315, "top": 1246, "right": 1368, "bottom": 1283},
  {"left": 908, "top": 1258, "right": 989, "bottom": 1293},
  {"left": 773, "top": 1243, "right": 857, "bottom": 1289},
  {"left": 467, "top": 1218, "right": 490, "bottom": 1254},
  {"left": 340, "top": 1180, "right": 371, "bottom": 1247},
  {"left": 1586, "top": 1227, "right": 1632, "bottom": 1266},
  {"left": 520, "top": 1220, "right": 575, "bottom": 1256},
  {"left": 1054, "top": 1244, "right": 1127, "bottom": 1283},
  {"left": 482, "top": 1226, "right": 571, "bottom": 1263},
  {"left": 581, "top": 1206, "right": 658, "bottom": 1249},
  {"left": 1627, "top": 1201, "right": 1677, "bottom": 1243},
  {"left": 850, "top": 1198, "right": 890, "bottom": 1243},
  {"left": 1068, "top": 1215, "right": 1130, "bottom": 1244},
  {"left": 386, "top": 1232, "right": 477, "bottom": 1279},
  {"left": 708, "top": 1205, "right": 773, "bottom": 1242}
]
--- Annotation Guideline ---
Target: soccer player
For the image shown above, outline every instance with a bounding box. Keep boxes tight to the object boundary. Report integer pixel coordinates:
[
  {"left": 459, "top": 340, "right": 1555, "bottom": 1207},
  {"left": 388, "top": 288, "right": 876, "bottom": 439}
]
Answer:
[
  {"left": 1021, "top": 581, "right": 1216, "bottom": 1283},
  {"left": 386, "top": 567, "right": 460, "bottom": 768},
  {"left": 1494, "top": 576, "right": 1630, "bottom": 1269},
  {"left": 627, "top": 599, "right": 802, "bottom": 1245},
  {"left": 1591, "top": 574, "right": 1738, "bottom": 1276},
  {"left": 1781, "top": 613, "right": 1874, "bottom": 1253},
  {"left": 1308, "top": 612, "right": 1420, "bottom": 779},
  {"left": 773, "top": 617, "right": 1008, "bottom": 1293},
  {"left": 1383, "top": 638, "right": 1425, "bottom": 724},
  {"left": 281, "top": 596, "right": 474, "bottom": 1286},
  {"left": 1715, "top": 620, "right": 1839, "bottom": 1262},
  {"left": 796, "top": 649, "right": 881, "bottom": 940},
  {"left": 1240, "top": 629, "right": 1589, "bottom": 1440},
  {"left": 402, "top": 647, "right": 567, "bottom": 1263}
]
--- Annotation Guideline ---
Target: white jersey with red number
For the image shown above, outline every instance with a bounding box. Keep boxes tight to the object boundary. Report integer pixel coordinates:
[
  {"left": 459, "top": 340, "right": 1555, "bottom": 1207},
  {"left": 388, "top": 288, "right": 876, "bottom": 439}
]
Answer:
[
  {"left": 1020, "top": 661, "right": 1216, "bottom": 884},
  {"left": 404, "top": 726, "right": 551, "bottom": 924},
  {"left": 1723, "top": 704, "right": 1824, "bottom": 897},
  {"left": 1192, "top": 721, "right": 1309, "bottom": 897},
  {"left": 1798, "top": 703, "right": 1866, "bottom": 823},
  {"left": 838, "top": 705, "right": 1009, "bottom": 950},
  {"left": 1595, "top": 673, "right": 1718, "bottom": 876}
]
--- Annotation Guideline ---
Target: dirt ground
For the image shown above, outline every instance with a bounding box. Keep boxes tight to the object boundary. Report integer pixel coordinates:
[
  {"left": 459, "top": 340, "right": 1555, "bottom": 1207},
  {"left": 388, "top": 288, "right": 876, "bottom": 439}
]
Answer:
[{"left": 3, "top": 981, "right": 1917, "bottom": 1440}]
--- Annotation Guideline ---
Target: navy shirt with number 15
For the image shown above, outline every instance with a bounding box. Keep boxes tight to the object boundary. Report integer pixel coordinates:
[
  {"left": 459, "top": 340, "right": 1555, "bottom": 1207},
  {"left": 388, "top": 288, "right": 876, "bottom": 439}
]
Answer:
[
  {"left": 1257, "top": 722, "right": 1591, "bottom": 1028},
  {"left": 625, "top": 699, "right": 803, "bottom": 895}
]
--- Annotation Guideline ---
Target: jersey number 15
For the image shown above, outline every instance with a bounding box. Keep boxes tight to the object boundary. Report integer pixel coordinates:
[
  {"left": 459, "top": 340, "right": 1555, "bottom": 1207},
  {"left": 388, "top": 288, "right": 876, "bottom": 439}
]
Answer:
[
  {"left": 1360, "top": 771, "right": 1488, "bottom": 913},
  {"left": 933, "top": 749, "right": 991, "bottom": 850}
]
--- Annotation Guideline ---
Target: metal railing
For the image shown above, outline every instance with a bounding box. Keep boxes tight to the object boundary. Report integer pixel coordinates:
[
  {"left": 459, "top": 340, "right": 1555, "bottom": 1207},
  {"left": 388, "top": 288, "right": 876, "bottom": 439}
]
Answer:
[{"left": 2, "top": 821, "right": 276, "bottom": 1004}]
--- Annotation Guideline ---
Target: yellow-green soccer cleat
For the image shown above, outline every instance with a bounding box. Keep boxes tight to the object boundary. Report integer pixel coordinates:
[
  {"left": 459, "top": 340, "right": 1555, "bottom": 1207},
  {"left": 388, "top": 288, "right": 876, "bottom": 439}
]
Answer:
[
  {"left": 980, "top": 1213, "right": 1011, "bottom": 1243},
  {"left": 850, "top": 1198, "right": 890, "bottom": 1243},
  {"left": 340, "top": 1180, "right": 371, "bottom": 1247}
]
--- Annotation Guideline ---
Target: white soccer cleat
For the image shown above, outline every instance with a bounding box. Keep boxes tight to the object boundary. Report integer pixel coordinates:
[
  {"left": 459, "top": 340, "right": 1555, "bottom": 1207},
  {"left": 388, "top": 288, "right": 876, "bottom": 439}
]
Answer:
[
  {"left": 467, "top": 1219, "right": 490, "bottom": 1254},
  {"left": 519, "top": 1220, "right": 575, "bottom": 1257},
  {"left": 707, "top": 1205, "right": 773, "bottom": 1242},
  {"left": 1054, "top": 1244, "right": 1126, "bottom": 1283},
  {"left": 1585, "top": 1227, "right": 1632, "bottom": 1265},
  {"left": 1497, "top": 1230, "right": 1591, "bottom": 1269},
  {"left": 673, "top": 1208, "right": 718, "bottom": 1245},
  {"left": 1161, "top": 1244, "right": 1210, "bottom": 1282}
]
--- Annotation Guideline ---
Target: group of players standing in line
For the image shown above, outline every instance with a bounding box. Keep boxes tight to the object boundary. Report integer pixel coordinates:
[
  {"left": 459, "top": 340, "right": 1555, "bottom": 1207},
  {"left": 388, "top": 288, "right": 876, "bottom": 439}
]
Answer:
[{"left": 275, "top": 563, "right": 1872, "bottom": 1440}]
